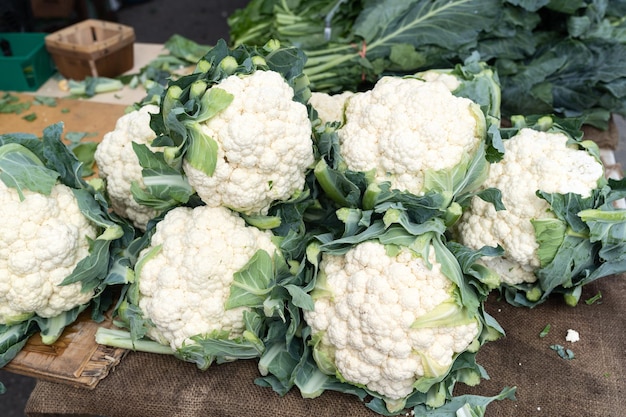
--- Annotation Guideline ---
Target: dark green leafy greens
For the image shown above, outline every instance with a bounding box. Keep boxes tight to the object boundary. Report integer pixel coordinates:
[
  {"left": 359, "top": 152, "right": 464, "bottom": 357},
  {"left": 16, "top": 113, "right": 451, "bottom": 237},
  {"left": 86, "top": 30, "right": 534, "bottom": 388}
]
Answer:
[
  {"left": 228, "top": 0, "right": 626, "bottom": 128},
  {"left": 231, "top": 0, "right": 500, "bottom": 92}
]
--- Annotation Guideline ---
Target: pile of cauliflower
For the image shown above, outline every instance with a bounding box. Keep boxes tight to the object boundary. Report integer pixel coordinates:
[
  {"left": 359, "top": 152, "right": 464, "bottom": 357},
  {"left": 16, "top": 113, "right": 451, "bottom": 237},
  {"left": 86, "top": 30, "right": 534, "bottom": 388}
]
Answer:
[
  {"left": 4, "top": 38, "right": 624, "bottom": 417},
  {"left": 91, "top": 50, "right": 510, "bottom": 414},
  {"left": 91, "top": 42, "right": 625, "bottom": 415}
]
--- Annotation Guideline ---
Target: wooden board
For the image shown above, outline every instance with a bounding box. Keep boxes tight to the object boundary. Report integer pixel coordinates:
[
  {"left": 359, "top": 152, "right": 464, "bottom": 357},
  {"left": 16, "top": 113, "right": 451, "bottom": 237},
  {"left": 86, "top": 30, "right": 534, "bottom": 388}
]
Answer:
[
  {"left": 1, "top": 92, "right": 130, "bottom": 389},
  {"left": 4, "top": 311, "right": 128, "bottom": 389}
]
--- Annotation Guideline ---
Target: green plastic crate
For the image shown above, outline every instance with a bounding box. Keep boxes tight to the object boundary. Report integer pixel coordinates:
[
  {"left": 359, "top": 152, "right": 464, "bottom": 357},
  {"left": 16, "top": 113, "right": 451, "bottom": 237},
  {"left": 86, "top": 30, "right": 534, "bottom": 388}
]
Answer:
[{"left": 0, "top": 32, "right": 56, "bottom": 91}]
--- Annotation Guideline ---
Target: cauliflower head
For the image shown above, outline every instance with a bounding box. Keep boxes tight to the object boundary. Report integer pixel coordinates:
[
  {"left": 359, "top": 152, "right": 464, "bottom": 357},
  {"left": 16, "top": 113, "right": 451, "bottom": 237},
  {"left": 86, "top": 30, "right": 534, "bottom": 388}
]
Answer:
[
  {"left": 0, "top": 181, "right": 98, "bottom": 323},
  {"left": 414, "top": 70, "right": 462, "bottom": 91},
  {"left": 183, "top": 70, "right": 315, "bottom": 215},
  {"left": 308, "top": 91, "right": 356, "bottom": 125},
  {"left": 303, "top": 240, "right": 480, "bottom": 402},
  {"left": 454, "top": 128, "right": 604, "bottom": 285},
  {"left": 94, "top": 104, "right": 161, "bottom": 230},
  {"left": 135, "top": 205, "right": 278, "bottom": 350},
  {"left": 337, "top": 76, "right": 485, "bottom": 195}
]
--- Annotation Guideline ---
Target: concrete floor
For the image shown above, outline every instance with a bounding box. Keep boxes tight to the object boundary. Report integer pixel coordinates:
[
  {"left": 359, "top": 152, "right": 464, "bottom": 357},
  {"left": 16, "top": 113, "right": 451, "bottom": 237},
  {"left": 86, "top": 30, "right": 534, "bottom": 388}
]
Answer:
[
  {"left": 0, "top": 1, "right": 624, "bottom": 416},
  {"left": 115, "top": 0, "right": 250, "bottom": 46}
]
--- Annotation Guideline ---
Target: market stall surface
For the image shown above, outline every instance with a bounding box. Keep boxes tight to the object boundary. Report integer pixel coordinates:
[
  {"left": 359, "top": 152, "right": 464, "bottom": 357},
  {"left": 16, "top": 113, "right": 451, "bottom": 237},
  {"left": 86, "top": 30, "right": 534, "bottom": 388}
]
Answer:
[{"left": 0, "top": 1, "right": 248, "bottom": 415}]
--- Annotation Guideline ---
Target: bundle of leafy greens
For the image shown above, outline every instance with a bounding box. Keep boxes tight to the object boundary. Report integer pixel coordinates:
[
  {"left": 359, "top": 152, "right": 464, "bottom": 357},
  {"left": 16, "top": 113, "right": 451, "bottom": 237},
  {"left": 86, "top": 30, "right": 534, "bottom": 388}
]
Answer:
[{"left": 228, "top": 0, "right": 626, "bottom": 129}]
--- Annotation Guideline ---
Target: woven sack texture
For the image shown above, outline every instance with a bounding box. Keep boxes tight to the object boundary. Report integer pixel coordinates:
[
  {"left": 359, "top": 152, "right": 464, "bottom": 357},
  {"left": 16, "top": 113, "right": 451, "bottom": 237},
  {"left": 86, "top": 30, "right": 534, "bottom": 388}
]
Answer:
[{"left": 25, "top": 274, "right": 625, "bottom": 417}]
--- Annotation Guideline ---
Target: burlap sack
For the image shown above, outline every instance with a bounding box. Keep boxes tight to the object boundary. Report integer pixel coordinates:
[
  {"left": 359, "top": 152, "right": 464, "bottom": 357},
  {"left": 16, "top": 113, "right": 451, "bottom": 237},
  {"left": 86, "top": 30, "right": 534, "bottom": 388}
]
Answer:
[
  {"left": 24, "top": 273, "right": 625, "bottom": 417},
  {"left": 455, "top": 274, "right": 626, "bottom": 417}
]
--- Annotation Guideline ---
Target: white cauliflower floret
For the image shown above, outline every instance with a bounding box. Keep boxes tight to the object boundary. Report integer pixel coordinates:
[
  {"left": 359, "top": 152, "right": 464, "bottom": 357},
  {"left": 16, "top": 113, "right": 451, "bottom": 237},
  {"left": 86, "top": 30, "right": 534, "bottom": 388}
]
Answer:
[
  {"left": 337, "top": 76, "right": 485, "bottom": 195},
  {"left": 94, "top": 104, "right": 161, "bottom": 230},
  {"left": 183, "top": 70, "right": 315, "bottom": 215},
  {"left": 455, "top": 128, "right": 604, "bottom": 285},
  {"left": 135, "top": 205, "right": 278, "bottom": 350},
  {"left": 566, "top": 329, "right": 580, "bottom": 343},
  {"left": 0, "top": 182, "right": 98, "bottom": 323},
  {"left": 415, "top": 70, "right": 462, "bottom": 91},
  {"left": 308, "top": 91, "right": 356, "bottom": 124},
  {"left": 303, "top": 241, "right": 480, "bottom": 401}
]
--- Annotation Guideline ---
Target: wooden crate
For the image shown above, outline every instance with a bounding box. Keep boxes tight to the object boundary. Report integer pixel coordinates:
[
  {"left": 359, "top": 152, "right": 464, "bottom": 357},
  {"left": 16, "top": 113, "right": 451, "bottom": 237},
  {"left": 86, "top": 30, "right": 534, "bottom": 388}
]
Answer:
[
  {"left": 0, "top": 33, "right": 55, "bottom": 91},
  {"left": 45, "top": 19, "right": 135, "bottom": 80}
]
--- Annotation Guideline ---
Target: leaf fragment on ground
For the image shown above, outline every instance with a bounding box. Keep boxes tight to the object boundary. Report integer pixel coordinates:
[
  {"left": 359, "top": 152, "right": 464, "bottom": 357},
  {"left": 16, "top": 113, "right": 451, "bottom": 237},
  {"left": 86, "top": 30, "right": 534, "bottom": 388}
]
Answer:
[
  {"left": 22, "top": 112, "right": 37, "bottom": 122},
  {"left": 585, "top": 291, "right": 602, "bottom": 305},
  {"left": 0, "top": 93, "right": 30, "bottom": 114},
  {"left": 539, "top": 324, "right": 551, "bottom": 338},
  {"left": 33, "top": 96, "right": 57, "bottom": 107},
  {"left": 550, "top": 344, "right": 575, "bottom": 360}
]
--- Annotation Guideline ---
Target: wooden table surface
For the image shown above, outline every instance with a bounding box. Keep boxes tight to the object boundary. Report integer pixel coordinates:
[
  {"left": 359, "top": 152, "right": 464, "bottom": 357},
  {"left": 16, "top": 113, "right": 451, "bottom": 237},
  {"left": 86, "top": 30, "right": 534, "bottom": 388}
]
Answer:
[{"left": 1, "top": 92, "right": 129, "bottom": 142}]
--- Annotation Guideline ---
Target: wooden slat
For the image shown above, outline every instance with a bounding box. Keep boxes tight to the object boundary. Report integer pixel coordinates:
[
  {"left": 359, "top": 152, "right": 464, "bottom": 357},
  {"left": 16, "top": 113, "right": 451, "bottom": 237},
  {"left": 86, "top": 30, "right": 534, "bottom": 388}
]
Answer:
[{"left": 4, "top": 311, "right": 127, "bottom": 389}]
